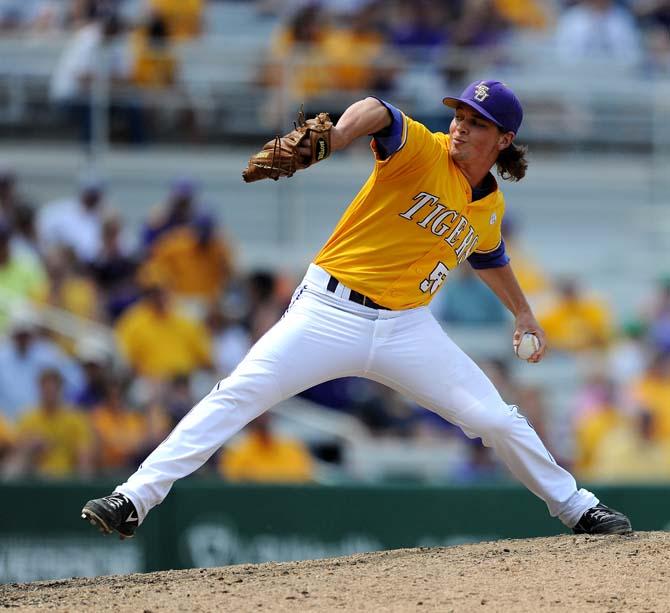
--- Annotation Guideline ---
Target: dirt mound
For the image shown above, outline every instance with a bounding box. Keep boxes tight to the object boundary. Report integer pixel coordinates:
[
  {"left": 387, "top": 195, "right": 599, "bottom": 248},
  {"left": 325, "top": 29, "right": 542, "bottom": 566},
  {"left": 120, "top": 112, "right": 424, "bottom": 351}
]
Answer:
[{"left": 2, "top": 531, "right": 669, "bottom": 612}]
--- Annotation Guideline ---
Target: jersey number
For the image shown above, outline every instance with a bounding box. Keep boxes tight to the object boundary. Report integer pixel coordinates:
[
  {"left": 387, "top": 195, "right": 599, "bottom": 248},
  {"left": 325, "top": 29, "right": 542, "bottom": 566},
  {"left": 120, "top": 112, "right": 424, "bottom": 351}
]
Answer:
[{"left": 419, "top": 262, "right": 449, "bottom": 295}]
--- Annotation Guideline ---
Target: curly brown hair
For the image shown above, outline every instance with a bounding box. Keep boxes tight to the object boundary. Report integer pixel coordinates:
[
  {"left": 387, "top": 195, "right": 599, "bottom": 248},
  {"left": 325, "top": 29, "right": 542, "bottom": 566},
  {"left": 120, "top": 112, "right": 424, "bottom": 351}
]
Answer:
[{"left": 496, "top": 141, "right": 528, "bottom": 182}]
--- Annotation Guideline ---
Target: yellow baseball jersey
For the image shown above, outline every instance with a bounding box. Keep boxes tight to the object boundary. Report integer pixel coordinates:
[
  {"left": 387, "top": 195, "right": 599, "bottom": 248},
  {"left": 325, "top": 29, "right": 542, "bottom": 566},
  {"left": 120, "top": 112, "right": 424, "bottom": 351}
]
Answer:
[{"left": 314, "top": 111, "right": 506, "bottom": 310}]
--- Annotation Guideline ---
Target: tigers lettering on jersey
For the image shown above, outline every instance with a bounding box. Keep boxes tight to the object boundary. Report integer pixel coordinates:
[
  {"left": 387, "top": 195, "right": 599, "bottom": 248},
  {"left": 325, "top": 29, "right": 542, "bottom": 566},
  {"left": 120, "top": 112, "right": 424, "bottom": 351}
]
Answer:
[
  {"left": 399, "top": 192, "right": 480, "bottom": 263},
  {"left": 314, "top": 103, "right": 506, "bottom": 310}
]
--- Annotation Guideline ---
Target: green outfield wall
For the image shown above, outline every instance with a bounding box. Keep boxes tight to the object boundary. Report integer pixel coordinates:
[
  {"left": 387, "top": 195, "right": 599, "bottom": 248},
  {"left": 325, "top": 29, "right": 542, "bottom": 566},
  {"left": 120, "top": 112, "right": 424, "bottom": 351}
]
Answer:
[{"left": 1, "top": 481, "right": 668, "bottom": 583}]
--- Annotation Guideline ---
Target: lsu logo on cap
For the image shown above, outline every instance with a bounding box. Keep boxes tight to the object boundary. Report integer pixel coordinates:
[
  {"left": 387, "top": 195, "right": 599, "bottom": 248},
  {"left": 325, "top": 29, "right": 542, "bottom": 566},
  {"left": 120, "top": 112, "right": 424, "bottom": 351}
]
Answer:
[{"left": 474, "top": 83, "right": 490, "bottom": 102}]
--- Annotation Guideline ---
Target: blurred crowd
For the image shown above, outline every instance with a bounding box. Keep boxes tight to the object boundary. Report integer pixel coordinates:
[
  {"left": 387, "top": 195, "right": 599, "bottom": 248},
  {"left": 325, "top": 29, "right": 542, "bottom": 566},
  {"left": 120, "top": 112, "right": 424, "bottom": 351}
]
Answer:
[
  {"left": 0, "top": 0, "right": 203, "bottom": 37},
  {"left": 432, "top": 222, "right": 670, "bottom": 484},
  {"left": 4, "top": 0, "right": 670, "bottom": 69},
  {"left": 1, "top": 1, "right": 670, "bottom": 144},
  {"left": 0, "top": 165, "right": 294, "bottom": 482},
  {"left": 258, "top": 0, "right": 670, "bottom": 117},
  {"left": 0, "top": 164, "right": 669, "bottom": 486}
]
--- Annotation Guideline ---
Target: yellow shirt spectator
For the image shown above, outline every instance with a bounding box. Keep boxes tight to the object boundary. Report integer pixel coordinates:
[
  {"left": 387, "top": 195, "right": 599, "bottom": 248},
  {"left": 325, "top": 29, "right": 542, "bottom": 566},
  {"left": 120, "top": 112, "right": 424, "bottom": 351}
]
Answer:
[
  {"left": 628, "top": 370, "right": 670, "bottom": 440},
  {"left": 143, "top": 225, "right": 233, "bottom": 300},
  {"left": 91, "top": 404, "right": 147, "bottom": 471},
  {"left": 33, "top": 275, "right": 99, "bottom": 354},
  {"left": 267, "top": 25, "right": 386, "bottom": 100},
  {"left": 115, "top": 292, "right": 212, "bottom": 379},
  {"left": 267, "top": 28, "right": 331, "bottom": 98},
  {"left": 15, "top": 404, "right": 93, "bottom": 478},
  {"left": 0, "top": 413, "right": 15, "bottom": 454},
  {"left": 586, "top": 419, "right": 670, "bottom": 483},
  {"left": 130, "top": 28, "right": 178, "bottom": 89},
  {"left": 148, "top": 0, "right": 203, "bottom": 40},
  {"left": 219, "top": 429, "right": 314, "bottom": 483},
  {"left": 494, "top": 0, "right": 551, "bottom": 29},
  {"left": 321, "top": 27, "right": 386, "bottom": 92},
  {"left": 35, "top": 276, "right": 98, "bottom": 320},
  {"left": 575, "top": 405, "right": 625, "bottom": 477},
  {"left": 539, "top": 283, "right": 613, "bottom": 352}
]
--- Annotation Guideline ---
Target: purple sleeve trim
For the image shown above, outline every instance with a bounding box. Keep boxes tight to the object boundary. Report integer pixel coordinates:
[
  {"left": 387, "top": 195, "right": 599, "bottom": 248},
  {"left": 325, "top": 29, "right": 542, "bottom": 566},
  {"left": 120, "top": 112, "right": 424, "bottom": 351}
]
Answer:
[
  {"left": 370, "top": 98, "right": 404, "bottom": 160},
  {"left": 468, "top": 239, "right": 510, "bottom": 269}
]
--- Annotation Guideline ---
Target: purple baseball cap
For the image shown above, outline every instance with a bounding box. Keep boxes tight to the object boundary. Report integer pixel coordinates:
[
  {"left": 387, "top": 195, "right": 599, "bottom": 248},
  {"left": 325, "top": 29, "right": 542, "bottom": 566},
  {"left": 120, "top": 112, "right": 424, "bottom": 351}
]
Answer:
[{"left": 443, "top": 80, "right": 523, "bottom": 134}]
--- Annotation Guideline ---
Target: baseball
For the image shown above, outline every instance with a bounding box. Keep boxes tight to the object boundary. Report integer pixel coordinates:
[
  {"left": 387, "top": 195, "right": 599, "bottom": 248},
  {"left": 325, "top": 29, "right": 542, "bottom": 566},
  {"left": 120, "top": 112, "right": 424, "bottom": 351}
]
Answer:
[{"left": 516, "top": 333, "right": 540, "bottom": 360}]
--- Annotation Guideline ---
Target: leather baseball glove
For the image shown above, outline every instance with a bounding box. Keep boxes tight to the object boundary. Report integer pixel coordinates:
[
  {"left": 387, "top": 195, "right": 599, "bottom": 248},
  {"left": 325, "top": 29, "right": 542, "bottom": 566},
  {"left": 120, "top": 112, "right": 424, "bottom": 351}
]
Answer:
[{"left": 242, "top": 107, "right": 333, "bottom": 183}]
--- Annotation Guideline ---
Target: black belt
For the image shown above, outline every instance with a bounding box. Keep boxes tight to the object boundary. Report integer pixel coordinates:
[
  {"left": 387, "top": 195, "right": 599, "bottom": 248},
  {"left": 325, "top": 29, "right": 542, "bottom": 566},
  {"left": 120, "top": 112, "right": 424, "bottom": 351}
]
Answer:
[{"left": 326, "top": 275, "right": 390, "bottom": 310}]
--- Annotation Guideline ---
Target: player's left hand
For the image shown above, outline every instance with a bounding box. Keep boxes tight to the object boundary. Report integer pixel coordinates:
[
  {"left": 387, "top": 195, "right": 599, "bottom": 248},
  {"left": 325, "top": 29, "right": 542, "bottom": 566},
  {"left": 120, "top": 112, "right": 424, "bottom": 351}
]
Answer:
[
  {"left": 513, "top": 311, "right": 547, "bottom": 363},
  {"left": 242, "top": 107, "right": 333, "bottom": 182}
]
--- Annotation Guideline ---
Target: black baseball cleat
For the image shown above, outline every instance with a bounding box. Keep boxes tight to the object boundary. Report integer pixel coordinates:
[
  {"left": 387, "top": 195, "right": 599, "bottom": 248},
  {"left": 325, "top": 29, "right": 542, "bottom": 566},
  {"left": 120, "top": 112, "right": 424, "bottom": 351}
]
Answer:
[
  {"left": 81, "top": 492, "right": 139, "bottom": 539},
  {"left": 573, "top": 503, "right": 633, "bottom": 535}
]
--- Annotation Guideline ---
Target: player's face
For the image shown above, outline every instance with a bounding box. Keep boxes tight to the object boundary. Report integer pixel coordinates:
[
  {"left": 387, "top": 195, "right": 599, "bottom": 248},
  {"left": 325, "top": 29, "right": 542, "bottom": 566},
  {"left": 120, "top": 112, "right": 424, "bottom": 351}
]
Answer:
[{"left": 448, "top": 105, "right": 513, "bottom": 163}]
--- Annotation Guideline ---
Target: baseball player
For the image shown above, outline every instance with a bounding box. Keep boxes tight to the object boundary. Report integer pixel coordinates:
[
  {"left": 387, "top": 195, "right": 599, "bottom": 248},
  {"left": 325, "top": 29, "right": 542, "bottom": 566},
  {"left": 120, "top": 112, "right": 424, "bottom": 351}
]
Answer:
[{"left": 82, "top": 80, "right": 632, "bottom": 538}]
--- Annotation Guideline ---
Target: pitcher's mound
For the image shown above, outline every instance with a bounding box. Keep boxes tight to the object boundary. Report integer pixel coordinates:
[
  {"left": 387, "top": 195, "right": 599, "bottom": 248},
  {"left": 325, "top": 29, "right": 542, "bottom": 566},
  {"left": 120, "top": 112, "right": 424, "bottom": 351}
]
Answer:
[{"left": 2, "top": 531, "right": 668, "bottom": 612}]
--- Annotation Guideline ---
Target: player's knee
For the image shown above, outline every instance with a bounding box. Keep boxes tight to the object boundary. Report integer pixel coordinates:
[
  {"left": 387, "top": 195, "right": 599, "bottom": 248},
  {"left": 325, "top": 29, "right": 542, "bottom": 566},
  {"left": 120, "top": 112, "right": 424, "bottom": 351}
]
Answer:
[{"left": 470, "top": 403, "right": 518, "bottom": 443}]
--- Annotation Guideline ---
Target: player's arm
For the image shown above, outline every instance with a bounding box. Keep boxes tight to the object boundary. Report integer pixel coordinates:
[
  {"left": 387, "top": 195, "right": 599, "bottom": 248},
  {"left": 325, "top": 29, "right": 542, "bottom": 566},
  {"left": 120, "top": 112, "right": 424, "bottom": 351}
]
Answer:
[
  {"left": 472, "top": 263, "right": 547, "bottom": 363},
  {"left": 243, "top": 97, "right": 392, "bottom": 182},
  {"left": 330, "top": 97, "right": 393, "bottom": 152}
]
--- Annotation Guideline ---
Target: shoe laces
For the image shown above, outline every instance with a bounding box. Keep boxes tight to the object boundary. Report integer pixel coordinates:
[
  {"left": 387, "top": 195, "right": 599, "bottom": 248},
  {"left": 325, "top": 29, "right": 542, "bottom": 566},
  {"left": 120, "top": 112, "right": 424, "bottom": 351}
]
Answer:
[
  {"left": 585, "top": 504, "right": 620, "bottom": 523},
  {"left": 106, "top": 493, "right": 130, "bottom": 510}
]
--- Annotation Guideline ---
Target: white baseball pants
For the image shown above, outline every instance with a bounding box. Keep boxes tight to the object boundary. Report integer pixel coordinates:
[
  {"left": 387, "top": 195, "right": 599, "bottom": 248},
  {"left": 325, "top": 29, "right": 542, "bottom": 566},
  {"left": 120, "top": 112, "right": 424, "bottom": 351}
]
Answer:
[{"left": 117, "top": 264, "right": 597, "bottom": 527}]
